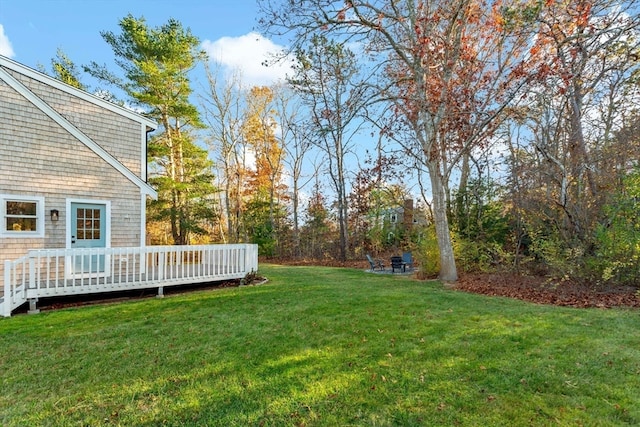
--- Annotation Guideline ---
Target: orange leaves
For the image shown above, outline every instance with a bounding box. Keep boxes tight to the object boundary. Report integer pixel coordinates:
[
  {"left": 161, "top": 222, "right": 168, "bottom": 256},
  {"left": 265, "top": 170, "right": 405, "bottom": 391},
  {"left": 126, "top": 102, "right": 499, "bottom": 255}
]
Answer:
[
  {"left": 575, "top": 1, "right": 592, "bottom": 28},
  {"left": 527, "top": 0, "right": 604, "bottom": 97},
  {"left": 465, "top": 0, "right": 482, "bottom": 25},
  {"left": 380, "top": 0, "right": 545, "bottom": 159},
  {"left": 529, "top": 44, "right": 541, "bottom": 56},
  {"left": 242, "top": 86, "right": 285, "bottom": 196},
  {"left": 493, "top": 13, "right": 505, "bottom": 33}
]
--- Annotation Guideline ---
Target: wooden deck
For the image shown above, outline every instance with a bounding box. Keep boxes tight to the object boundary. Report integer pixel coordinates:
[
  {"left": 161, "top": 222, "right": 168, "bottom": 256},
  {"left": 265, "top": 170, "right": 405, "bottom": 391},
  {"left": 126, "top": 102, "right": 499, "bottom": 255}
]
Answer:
[{"left": 1, "top": 244, "right": 258, "bottom": 317}]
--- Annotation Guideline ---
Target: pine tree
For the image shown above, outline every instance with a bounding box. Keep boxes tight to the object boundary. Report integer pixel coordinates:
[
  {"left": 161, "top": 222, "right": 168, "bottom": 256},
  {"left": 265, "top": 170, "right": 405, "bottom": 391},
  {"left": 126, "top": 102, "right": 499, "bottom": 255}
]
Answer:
[{"left": 86, "top": 15, "right": 216, "bottom": 244}]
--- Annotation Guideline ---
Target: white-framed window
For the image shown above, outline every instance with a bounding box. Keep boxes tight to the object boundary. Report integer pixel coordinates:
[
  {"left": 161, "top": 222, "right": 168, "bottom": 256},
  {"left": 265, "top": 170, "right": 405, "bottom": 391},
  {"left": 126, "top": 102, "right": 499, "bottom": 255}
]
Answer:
[
  {"left": 0, "top": 194, "right": 45, "bottom": 238},
  {"left": 390, "top": 213, "right": 398, "bottom": 223}
]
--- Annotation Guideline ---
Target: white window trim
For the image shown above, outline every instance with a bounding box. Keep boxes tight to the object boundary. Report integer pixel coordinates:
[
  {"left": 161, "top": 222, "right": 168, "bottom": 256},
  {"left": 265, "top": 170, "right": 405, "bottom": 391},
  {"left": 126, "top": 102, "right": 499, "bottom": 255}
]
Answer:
[{"left": 0, "top": 194, "right": 45, "bottom": 238}]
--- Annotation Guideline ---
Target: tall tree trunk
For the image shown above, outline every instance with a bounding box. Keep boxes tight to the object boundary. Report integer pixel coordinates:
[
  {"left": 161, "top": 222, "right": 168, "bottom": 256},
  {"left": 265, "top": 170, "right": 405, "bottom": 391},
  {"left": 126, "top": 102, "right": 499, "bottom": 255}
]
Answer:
[
  {"left": 336, "top": 141, "right": 349, "bottom": 261},
  {"left": 292, "top": 182, "right": 301, "bottom": 258},
  {"left": 223, "top": 176, "right": 232, "bottom": 243},
  {"left": 455, "top": 151, "right": 471, "bottom": 231},
  {"left": 175, "top": 123, "right": 188, "bottom": 245},
  {"left": 428, "top": 161, "right": 458, "bottom": 282},
  {"left": 162, "top": 113, "right": 182, "bottom": 246},
  {"left": 564, "top": 81, "right": 597, "bottom": 240}
]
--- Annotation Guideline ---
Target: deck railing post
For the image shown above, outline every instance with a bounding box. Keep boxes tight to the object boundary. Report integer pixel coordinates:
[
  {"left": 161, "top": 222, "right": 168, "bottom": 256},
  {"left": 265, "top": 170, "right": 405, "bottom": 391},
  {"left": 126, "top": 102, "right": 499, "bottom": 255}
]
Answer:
[
  {"left": 158, "top": 251, "right": 165, "bottom": 281},
  {"left": 139, "top": 248, "right": 146, "bottom": 281},
  {"left": 28, "top": 257, "right": 36, "bottom": 290},
  {"left": 247, "top": 244, "right": 257, "bottom": 272},
  {"left": 3, "top": 260, "right": 11, "bottom": 317}
]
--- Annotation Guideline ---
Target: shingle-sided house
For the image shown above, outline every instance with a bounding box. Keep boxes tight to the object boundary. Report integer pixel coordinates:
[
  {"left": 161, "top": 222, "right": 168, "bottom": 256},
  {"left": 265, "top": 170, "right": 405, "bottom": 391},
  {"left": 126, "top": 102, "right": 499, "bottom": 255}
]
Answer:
[
  {"left": 0, "top": 55, "right": 259, "bottom": 317},
  {"left": 0, "top": 54, "right": 157, "bottom": 276}
]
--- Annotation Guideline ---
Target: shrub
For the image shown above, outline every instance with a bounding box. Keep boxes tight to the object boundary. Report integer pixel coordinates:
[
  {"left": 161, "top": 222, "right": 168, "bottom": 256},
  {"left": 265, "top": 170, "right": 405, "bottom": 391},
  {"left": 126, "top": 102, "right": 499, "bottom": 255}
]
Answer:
[
  {"left": 591, "top": 170, "right": 640, "bottom": 285},
  {"left": 453, "top": 236, "right": 511, "bottom": 273},
  {"left": 415, "top": 225, "right": 440, "bottom": 278}
]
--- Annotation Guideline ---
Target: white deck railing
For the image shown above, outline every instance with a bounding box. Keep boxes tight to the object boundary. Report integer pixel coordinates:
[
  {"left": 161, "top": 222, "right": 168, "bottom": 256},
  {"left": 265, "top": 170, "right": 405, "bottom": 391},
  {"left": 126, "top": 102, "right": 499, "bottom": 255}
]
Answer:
[{"left": 2, "top": 244, "right": 258, "bottom": 317}]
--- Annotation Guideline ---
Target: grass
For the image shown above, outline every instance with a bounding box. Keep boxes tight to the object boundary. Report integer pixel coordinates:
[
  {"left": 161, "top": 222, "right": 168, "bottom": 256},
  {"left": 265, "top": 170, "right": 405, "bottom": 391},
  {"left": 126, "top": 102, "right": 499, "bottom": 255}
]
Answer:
[{"left": 1, "top": 264, "right": 639, "bottom": 426}]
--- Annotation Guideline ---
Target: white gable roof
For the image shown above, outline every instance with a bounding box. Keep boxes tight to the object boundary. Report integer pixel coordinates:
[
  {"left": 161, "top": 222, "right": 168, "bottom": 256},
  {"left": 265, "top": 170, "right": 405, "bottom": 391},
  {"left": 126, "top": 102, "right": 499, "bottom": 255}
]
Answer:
[{"left": 0, "top": 55, "right": 158, "bottom": 199}]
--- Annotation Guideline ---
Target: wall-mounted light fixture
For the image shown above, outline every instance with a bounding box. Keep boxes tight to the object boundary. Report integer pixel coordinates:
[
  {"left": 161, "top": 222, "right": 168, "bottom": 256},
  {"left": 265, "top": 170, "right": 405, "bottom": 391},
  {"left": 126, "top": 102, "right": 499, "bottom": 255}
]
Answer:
[{"left": 50, "top": 209, "right": 59, "bottom": 222}]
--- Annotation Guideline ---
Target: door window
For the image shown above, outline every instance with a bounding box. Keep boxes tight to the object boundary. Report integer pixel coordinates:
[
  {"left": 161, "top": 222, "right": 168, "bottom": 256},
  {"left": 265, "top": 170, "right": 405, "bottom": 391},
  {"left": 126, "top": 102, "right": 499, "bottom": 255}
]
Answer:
[{"left": 76, "top": 208, "right": 102, "bottom": 241}]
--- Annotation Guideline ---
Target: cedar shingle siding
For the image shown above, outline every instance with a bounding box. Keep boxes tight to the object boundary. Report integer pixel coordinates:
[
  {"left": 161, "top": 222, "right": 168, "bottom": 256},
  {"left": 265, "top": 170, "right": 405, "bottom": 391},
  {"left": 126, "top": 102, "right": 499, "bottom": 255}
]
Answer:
[{"left": 0, "top": 56, "right": 156, "bottom": 283}]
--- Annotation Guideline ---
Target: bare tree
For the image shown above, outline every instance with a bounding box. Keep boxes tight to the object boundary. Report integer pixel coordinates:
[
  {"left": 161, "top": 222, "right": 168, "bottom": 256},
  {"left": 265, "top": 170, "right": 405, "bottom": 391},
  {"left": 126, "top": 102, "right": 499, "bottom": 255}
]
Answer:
[
  {"left": 287, "top": 34, "right": 369, "bottom": 260},
  {"left": 272, "top": 85, "right": 315, "bottom": 257},
  {"left": 527, "top": 0, "right": 640, "bottom": 240},
  {"left": 201, "top": 63, "right": 248, "bottom": 243}
]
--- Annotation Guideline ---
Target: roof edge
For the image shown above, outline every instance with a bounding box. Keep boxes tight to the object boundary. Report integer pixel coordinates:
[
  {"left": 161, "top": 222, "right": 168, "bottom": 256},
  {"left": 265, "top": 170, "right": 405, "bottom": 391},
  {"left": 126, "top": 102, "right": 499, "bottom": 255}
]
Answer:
[{"left": 0, "top": 55, "right": 157, "bottom": 130}]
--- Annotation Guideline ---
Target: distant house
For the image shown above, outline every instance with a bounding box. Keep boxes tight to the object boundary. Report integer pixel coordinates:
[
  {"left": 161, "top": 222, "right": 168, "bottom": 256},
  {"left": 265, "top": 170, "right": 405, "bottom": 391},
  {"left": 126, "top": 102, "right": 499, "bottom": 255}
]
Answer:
[
  {"left": 0, "top": 54, "right": 157, "bottom": 278},
  {"left": 362, "top": 198, "right": 429, "bottom": 245},
  {"left": 379, "top": 199, "right": 428, "bottom": 230}
]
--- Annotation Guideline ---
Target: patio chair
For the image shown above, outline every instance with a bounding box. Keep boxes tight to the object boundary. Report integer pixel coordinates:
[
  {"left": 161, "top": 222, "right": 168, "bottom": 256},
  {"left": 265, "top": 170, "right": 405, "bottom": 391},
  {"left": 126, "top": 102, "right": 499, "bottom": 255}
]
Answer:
[
  {"left": 366, "top": 254, "right": 385, "bottom": 271},
  {"left": 402, "top": 252, "right": 414, "bottom": 270},
  {"left": 391, "top": 256, "right": 406, "bottom": 273}
]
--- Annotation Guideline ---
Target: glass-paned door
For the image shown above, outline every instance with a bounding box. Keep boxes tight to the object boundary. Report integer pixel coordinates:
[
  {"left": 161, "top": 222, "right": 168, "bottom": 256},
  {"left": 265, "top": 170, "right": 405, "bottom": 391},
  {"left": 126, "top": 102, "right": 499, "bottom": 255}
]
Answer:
[{"left": 71, "top": 203, "right": 106, "bottom": 274}]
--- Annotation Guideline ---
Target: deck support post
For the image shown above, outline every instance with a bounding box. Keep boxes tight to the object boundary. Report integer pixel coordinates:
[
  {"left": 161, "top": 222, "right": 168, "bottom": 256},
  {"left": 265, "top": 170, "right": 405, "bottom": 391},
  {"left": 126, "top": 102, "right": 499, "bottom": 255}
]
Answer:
[
  {"left": 157, "top": 286, "right": 164, "bottom": 298},
  {"left": 28, "top": 298, "right": 40, "bottom": 314}
]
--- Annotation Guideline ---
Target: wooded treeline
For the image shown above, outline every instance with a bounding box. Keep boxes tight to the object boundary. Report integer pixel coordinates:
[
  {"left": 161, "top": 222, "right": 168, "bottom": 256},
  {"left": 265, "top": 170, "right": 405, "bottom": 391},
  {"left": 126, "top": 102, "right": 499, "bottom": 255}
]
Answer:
[{"left": 44, "top": 0, "right": 640, "bottom": 286}]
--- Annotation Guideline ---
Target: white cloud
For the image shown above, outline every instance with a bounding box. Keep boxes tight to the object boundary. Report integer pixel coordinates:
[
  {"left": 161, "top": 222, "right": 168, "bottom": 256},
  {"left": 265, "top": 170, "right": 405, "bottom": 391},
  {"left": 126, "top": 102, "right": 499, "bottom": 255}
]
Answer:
[
  {"left": 201, "top": 32, "right": 293, "bottom": 86},
  {"left": 0, "top": 24, "right": 15, "bottom": 58}
]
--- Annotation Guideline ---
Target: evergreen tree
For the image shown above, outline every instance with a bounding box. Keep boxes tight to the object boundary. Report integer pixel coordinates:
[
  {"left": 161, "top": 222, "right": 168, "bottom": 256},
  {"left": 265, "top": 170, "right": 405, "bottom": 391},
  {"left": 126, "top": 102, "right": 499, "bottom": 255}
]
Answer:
[
  {"left": 39, "top": 48, "right": 87, "bottom": 90},
  {"left": 86, "top": 15, "right": 216, "bottom": 244}
]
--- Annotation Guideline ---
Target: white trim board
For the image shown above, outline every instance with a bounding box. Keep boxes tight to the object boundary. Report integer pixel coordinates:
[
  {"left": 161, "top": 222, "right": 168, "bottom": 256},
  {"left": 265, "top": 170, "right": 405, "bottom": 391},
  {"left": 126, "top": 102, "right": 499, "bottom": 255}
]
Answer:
[{"left": 0, "top": 55, "right": 157, "bottom": 129}]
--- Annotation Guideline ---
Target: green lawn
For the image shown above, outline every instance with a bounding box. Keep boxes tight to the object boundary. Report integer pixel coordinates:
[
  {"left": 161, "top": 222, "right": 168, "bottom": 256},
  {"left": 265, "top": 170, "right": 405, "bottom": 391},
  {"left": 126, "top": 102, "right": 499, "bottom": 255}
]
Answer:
[{"left": 1, "top": 264, "right": 638, "bottom": 426}]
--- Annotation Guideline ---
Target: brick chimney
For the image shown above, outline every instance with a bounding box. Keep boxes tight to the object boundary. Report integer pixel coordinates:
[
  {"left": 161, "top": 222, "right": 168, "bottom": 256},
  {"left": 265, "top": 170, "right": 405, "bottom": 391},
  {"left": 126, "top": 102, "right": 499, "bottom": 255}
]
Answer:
[{"left": 403, "top": 199, "right": 414, "bottom": 228}]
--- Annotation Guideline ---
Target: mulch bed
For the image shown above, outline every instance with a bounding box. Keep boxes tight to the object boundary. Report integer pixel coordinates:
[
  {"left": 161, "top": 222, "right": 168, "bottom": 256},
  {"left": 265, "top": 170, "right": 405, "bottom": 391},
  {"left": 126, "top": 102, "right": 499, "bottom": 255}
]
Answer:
[{"left": 454, "top": 273, "right": 640, "bottom": 309}]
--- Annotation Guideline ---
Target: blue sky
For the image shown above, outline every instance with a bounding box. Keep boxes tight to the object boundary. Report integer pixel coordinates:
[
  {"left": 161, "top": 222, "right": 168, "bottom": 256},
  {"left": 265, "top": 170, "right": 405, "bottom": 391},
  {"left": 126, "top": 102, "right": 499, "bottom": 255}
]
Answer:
[{"left": 0, "top": 0, "right": 291, "bottom": 87}]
